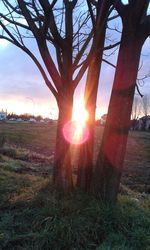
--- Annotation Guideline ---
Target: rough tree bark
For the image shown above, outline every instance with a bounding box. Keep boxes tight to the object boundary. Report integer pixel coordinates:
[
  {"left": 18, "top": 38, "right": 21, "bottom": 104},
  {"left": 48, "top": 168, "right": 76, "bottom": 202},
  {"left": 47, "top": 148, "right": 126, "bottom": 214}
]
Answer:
[
  {"left": 53, "top": 88, "right": 74, "bottom": 190},
  {"left": 93, "top": 0, "right": 150, "bottom": 203},
  {"left": 77, "top": 0, "right": 111, "bottom": 191},
  {"left": 77, "top": 33, "right": 105, "bottom": 191}
]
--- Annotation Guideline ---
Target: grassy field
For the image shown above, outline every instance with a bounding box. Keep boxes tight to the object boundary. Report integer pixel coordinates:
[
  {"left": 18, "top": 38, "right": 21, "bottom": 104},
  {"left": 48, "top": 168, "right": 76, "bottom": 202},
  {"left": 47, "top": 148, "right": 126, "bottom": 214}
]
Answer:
[
  {"left": 0, "top": 122, "right": 57, "bottom": 155},
  {"left": 0, "top": 122, "right": 150, "bottom": 249}
]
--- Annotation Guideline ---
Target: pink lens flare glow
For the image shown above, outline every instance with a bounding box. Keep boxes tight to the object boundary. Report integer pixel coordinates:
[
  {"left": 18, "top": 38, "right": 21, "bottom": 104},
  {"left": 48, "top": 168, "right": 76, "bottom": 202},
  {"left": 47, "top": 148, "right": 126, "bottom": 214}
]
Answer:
[{"left": 63, "top": 120, "right": 89, "bottom": 145}]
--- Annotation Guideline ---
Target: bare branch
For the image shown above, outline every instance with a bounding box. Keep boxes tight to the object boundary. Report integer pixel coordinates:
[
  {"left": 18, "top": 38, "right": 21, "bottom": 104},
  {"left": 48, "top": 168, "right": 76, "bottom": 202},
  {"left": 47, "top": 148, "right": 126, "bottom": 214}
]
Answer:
[
  {"left": 31, "top": 0, "right": 42, "bottom": 29},
  {"left": 104, "top": 41, "right": 120, "bottom": 50},
  {"left": 108, "top": 14, "right": 119, "bottom": 22},
  {"left": 0, "top": 34, "right": 58, "bottom": 99},
  {"left": 0, "top": 13, "right": 30, "bottom": 30},
  {"left": 102, "top": 58, "right": 116, "bottom": 68},
  {"left": 86, "top": 0, "right": 95, "bottom": 27},
  {"left": 17, "top": 0, "right": 39, "bottom": 36},
  {"left": 2, "top": 0, "right": 21, "bottom": 15},
  {"left": 23, "top": 46, "right": 58, "bottom": 99},
  {"left": 0, "top": 35, "right": 14, "bottom": 44},
  {"left": 136, "top": 83, "right": 144, "bottom": 98},
  {"left": 111, "top": 0, "right": 126, "bottom": 18},
  {"left": 0, "top": 19, "right": 21, "bottom": 45},
  {"left": 38, "top": 0, "right": 64, "bottom": 45},
  {"left": 73, "top": 30, "right": 93, "bottom": 71}
]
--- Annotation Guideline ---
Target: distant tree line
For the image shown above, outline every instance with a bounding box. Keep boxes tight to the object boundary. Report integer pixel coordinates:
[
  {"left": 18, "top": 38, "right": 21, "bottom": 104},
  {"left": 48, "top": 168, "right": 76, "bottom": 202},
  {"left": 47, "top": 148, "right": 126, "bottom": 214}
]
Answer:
[{"left": 6, "top": 113, "right": 51, "bottom": 122}]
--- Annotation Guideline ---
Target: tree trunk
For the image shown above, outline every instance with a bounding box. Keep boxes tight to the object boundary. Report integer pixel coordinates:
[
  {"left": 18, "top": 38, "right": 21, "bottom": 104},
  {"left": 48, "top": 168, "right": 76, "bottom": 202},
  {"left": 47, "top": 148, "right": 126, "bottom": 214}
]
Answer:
[
  {"left": 53, "top": 88, "right": 74, "bottom": 191},
  {"left": 77, "top": 1, "right": 109, "bottom": 191},
  {"left": 76, "top": 49, "right": 103, "bottom": 191},
  {"left": 93, "top": 25, "right": 145, "bottom": 203}
]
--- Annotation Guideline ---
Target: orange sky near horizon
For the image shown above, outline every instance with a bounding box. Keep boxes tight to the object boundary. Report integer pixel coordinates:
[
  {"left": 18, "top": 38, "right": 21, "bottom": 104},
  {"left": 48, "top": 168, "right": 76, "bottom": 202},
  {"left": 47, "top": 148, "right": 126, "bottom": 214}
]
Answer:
[
  {"left": 0, "top": 94, "right": 107, "bottom": 119},
  {"left": 0, "top": 9, "right": 150, "bottom": 120}
]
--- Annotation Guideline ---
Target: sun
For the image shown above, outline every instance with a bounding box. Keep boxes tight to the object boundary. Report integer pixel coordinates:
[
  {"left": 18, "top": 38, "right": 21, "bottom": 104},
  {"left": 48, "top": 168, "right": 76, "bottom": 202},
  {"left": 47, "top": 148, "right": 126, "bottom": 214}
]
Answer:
[
  {"left": 63, "top": 100, "right": 89, "bottom": 145},
  {"left": 72, "top": 100, "right": 89, "bottom": 126}
]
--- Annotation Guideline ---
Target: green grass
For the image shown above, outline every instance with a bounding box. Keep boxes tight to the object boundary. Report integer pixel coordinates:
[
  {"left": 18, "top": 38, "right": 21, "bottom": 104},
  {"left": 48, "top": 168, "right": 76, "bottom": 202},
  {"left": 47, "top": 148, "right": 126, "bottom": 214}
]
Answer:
[
  {"left": 0, "top": 123, "right": 150, "bottom": 249},
  {"left": 0, "top": 165, "right": 150, "bottom": 250},
  {"left": 0, "top": 123, "right": 56, "bottom": 154},
  {"left": 145, "top": 147, "right": 150, "bottom": 160}
]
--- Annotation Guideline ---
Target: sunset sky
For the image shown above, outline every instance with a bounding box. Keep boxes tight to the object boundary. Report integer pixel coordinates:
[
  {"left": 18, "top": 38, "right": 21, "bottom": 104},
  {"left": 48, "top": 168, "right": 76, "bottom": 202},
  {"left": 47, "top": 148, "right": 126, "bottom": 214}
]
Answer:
[{"left": 0, "top": 1, "right": 150, "bottom": 119}]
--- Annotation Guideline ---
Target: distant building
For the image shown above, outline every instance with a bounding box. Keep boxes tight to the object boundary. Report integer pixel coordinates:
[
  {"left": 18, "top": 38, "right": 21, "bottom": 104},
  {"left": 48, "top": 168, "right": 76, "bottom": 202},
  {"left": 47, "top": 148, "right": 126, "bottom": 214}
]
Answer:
[
  {"left": 29, "top": 118, "right": 36, "bottom": 123},
  {"left": 9, "top": 118, "right": 16, "bottom": 121},
  {"left": 17, "top": 118, "right": 23, "bottom": 122},
  {"left": 40, "top": 119, "right": 45, "bottom": 123},
  {"left": 138, "top": 116, "right": 150, "bottom": 131},
  {"left": 0, "top": 109, "right": 7, "bottom": 121}
]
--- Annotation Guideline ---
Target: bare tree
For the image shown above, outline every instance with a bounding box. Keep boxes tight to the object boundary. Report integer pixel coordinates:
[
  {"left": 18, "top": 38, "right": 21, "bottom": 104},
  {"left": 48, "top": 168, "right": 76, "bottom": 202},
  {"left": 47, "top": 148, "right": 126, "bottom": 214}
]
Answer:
[
  {"left": 0, "top": 0, "right": 94, "bottom": 191},
  {"left": 93, "top": 0, "right": 150, "bottom": 203}
]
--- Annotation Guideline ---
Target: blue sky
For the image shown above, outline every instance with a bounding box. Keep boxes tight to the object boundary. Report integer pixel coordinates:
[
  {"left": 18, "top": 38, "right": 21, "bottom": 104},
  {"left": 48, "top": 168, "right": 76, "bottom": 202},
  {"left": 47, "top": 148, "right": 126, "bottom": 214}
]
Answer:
[{"left": 0, "top": 1, "right": 150, "bottom": 119}]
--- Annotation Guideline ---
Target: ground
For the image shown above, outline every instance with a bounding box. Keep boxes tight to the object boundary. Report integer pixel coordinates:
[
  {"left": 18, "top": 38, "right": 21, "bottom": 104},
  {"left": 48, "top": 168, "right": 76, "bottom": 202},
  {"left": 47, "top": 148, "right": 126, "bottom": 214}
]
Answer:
[
  {"left": 0, "top": 122, "right": 149, "bottom": 193},
  {"left": 95, "top": 126, "right": 150, "bottom": 195},
  {"left": 0, "top": 122, "right": 150, "bottom": 249},
  {"left": 123, "top": 131, "right": 150, "bottom": 194}
]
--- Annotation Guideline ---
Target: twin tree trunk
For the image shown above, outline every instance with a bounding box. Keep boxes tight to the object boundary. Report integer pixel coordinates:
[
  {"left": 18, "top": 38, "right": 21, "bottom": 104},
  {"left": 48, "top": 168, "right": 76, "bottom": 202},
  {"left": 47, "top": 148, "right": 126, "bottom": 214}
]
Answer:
[
  {"left": 77, "top": 43, "right": 104, "bottom": 191},
  {"left": 77, "top": 1, "right": 109, "bottom": 191},
  {"left": 93, "top": 24, "right": 145, "bottom": 203}
]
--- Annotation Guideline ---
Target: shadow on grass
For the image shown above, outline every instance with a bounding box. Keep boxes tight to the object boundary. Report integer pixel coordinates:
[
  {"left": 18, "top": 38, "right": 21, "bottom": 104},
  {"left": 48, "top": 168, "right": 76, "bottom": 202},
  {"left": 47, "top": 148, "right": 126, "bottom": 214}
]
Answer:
[{"left": 0, "top": 166, "right": 150, "bottom": 250}]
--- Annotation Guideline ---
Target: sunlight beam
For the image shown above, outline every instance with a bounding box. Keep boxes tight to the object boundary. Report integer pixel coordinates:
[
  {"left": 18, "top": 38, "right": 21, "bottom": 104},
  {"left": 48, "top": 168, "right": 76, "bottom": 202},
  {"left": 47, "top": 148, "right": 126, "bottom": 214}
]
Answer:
[{"left": 63, "top": 100, "right": 89, "bottom": 145}]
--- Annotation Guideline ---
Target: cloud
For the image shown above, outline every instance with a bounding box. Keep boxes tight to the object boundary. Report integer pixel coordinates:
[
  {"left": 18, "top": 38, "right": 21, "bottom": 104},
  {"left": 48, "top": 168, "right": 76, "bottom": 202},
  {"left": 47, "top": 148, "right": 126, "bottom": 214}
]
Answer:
[
  {"left": 0, "top": 41, "right": 55, "bottom": 98},
  {"left": 0, "top": 18, "right": 150, "bottom": 118},
  {"left": 0, "top": 39, "right": 9, "bottom": 47},
  {"left": 0, "top": 40, "right": 57, "bottom": 117}
]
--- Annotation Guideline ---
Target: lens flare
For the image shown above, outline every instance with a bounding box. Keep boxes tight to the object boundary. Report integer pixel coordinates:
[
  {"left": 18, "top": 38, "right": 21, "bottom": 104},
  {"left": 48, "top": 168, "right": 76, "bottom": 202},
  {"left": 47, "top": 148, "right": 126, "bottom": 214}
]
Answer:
[{"left": 63, "top": 120, "right": 89, "bottom": 145}]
